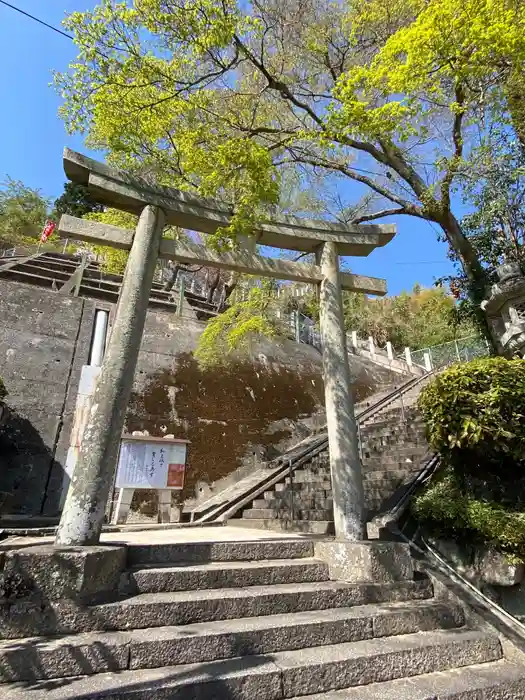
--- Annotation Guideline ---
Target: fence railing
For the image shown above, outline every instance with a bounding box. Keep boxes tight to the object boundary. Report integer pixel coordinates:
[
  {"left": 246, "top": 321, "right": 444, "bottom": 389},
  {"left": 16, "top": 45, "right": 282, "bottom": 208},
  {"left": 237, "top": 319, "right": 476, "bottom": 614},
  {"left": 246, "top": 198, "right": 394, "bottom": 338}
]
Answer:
[{"left": 411, "top": 335, "right": 490, "bottom": 371}]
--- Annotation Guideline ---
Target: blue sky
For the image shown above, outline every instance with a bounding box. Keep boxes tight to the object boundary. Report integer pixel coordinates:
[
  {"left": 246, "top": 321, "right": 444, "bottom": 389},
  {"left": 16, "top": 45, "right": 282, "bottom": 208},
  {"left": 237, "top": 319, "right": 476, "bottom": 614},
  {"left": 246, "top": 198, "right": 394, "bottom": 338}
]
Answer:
[{"left": 0, "top": 1, "right": 456, "bottom": 295}]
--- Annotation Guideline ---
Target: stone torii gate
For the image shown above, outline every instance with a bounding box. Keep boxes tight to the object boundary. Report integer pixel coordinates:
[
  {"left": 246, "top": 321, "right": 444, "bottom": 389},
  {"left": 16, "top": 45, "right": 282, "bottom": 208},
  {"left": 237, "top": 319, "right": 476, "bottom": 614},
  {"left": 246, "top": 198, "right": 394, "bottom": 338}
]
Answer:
[{"left": 55, "top": 149, "right": 396, "bottom": 547}]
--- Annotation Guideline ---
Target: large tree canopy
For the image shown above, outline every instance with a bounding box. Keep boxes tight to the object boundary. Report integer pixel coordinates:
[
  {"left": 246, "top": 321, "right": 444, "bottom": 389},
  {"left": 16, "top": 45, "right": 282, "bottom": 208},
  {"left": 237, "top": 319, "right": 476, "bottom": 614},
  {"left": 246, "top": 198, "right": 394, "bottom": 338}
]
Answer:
[{"left": 58, "top": 0, "right": 525, "bottom": 334}]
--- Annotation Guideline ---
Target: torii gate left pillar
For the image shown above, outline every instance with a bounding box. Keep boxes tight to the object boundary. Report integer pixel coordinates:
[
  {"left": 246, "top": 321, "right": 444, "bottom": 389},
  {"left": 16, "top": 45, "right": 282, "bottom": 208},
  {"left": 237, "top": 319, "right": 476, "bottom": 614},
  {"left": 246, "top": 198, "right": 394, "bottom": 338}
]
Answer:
[
  {"left": 318, "top": 241, "right": 365, "bottom": 540},
  {"left": 54, "top": 149, "right": 396, "bottom": 546},
  {"left": 55, "top": 206, "right": 165, "bottom": 545}
]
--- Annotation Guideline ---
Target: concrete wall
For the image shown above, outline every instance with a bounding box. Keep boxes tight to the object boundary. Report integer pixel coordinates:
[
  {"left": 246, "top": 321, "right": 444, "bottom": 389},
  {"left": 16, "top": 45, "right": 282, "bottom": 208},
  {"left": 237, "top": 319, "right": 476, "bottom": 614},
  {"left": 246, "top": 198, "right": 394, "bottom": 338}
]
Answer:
[
  {"left": 0, "top": 279, "right": 400, "bottom": 520},
  {"left": 0, "top": 280, "right": 94, "bottom": 516}
]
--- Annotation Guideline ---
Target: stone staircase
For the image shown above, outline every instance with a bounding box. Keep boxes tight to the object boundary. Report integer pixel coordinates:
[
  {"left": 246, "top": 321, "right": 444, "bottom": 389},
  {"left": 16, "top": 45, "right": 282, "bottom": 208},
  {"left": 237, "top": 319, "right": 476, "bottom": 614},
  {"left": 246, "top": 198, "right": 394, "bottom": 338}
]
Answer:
[
  {"left": 235, "top": 380, "right": 431, "bottom": 534},
  {"left": 1, "top": 538, "right": 524, "bottom": 698},
  {"left": 0, "top": 251, "right": 218, "bottom": 319}
]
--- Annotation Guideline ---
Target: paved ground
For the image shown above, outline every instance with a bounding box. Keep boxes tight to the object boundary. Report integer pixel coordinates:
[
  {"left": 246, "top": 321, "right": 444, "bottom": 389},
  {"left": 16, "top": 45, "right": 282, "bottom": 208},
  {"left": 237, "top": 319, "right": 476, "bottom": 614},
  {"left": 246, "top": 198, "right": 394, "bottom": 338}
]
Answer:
[{"left": 0, "top": 524, "right": 307, "bottom": 552}]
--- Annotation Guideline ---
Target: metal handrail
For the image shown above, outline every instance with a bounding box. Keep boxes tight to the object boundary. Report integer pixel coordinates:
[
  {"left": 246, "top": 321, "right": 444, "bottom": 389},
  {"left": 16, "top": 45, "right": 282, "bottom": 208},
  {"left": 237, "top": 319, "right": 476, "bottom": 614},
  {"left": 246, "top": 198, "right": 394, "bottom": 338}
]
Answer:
[
  {"left": 392, "top": 524, "right": 525, "bottom": 648},
  {"left": 367, "top": 453, "right": 440, "bottom": 535},
  {"left": 375, "top": 460, "right": 525, "bottom": 646},
  {"left": 195, "top": 369, "right": 435, "bottom": 523}
]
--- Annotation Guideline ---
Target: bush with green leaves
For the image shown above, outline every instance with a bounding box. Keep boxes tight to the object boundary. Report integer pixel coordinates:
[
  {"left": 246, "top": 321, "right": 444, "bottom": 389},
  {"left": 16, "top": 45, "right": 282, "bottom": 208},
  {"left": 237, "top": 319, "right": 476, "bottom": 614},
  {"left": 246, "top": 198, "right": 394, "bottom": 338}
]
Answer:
[
  {"left": 0, "top": 377, "right": 6, "bottom": 401},
  {"left": 414, "top": 357, "right": 525, "bottom": 561},
  {"left": 412, "top": 467, "right": 525, "bottom": 561},
  {"left": 418, "top": 357, "right": 525, "bottom": 480}
]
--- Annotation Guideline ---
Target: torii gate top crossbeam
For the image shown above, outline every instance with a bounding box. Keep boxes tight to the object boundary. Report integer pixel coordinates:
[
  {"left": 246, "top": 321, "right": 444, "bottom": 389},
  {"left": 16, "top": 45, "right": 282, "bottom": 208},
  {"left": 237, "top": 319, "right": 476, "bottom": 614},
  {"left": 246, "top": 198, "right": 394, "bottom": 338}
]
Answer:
[{"left": 63, "top": 149, "right": 395, "bottom": 257}]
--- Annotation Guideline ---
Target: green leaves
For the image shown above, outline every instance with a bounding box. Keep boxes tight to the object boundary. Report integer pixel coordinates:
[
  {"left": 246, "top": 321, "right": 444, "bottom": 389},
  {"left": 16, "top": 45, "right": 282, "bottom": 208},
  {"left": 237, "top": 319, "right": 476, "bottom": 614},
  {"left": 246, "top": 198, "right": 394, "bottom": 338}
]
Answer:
[
  {"left": 418, "top": 356, "right": 525, "bottom": 476},
  {"left": 0, "top": 178, "right": 49, "bottom": 249},
  {"left": 194, "top": 282, "right": 280, "bottom": 367},
  {"left": 412, "top": 466, "right": 525, "bottom": 560},
  {"left": 343, "top": 285, "right": 475, "bottom": 350}
]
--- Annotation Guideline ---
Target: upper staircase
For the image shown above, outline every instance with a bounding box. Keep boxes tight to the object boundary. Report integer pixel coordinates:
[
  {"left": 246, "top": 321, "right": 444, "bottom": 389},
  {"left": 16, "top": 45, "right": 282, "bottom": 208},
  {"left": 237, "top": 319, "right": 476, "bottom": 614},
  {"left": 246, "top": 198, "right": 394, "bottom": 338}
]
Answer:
[
  {"left": 0, "top": 250, "right": 218, "bottom": 319},
  {"left": 188, "top": 373, "right": 434, "bottom": 534}
]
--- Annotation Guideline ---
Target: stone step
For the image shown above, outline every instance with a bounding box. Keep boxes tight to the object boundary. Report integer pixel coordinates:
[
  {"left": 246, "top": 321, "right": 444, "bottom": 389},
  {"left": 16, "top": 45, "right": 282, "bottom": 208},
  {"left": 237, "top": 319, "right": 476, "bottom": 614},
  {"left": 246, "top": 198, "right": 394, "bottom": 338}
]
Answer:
[
  {"left": 298, "top": 660, "right": 525, "bottom": 699},
  {"left": 293, "top": 472, "right": 332, "bottom": 484},
  {"left": 362, "top": 459, "right": 425, "bottom": 473},
  {"left": 275, "top": 483, "right": 332, "bottom": 493},
  {"left": 243, "top": 509, "right": 333, "bottom": 521},
  {"left": 0, "top": 601, "right": 464, "bottom": 683},
  {"left": 1, "top": 630, "right": 502, "bottom": 699},
  {"left": 253, "top": 498, "right": 333, "bottom": 511},
  {"left": 228, "top": 518, "right": 334, "bottom": 535},
  {"left": 362, "top": 446, "right": 427, "bottom": 460},
  {"left": 126, "top": 540, "right": 314, "bottom": 567},
  {"left": 87, "top": 579, "right": 433, "bottom": 634},
  {"left": 124, "top": 558, "right": 330, "bottom": 594},
  {"left": 362, "top": 441, "right": 427, "bottom": 455},
  {"left": 363, "top": 442, "right": 426, "bottom": 455},
  {"left": 360, "top": 428, "right": 426, "bottom": 442},
  {"left": 363, "top": 469, "right": 411, "bottom": 483}
]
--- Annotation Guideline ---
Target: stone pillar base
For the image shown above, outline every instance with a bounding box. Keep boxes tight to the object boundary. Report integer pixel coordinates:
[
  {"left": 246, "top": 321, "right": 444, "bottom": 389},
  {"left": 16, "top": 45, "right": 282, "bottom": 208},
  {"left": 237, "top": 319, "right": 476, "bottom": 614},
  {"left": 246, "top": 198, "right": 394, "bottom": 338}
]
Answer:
[
  {"left": 314, "top": 541, "right": 414, "bottom": 584},
  {"left": 2, "top": 545, "right": 126, "bottom": 605}
]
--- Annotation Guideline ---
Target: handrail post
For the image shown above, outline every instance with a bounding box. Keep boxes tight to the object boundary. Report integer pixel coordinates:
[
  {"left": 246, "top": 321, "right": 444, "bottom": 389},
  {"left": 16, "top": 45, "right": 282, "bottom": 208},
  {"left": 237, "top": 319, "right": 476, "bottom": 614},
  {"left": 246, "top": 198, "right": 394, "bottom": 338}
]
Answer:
[{"left": 289, "top": 459, "right": 295, "bottom": 521}]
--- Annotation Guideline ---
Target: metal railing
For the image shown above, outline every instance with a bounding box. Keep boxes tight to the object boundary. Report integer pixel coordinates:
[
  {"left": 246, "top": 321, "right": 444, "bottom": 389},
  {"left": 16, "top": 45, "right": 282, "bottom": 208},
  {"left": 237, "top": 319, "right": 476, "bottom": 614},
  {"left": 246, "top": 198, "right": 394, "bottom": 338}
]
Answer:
[
  {"left": 411, "top": 335, "right": 490, "bottom": 371},
  {"left": 194, "top": 369, "right": 435, "bottom": 524},
  {"left": 392, "top": 523, "right": 525, "bottom": 650},
  {"left": 370, "top": 455, "right": 525, "bottom": 648}
]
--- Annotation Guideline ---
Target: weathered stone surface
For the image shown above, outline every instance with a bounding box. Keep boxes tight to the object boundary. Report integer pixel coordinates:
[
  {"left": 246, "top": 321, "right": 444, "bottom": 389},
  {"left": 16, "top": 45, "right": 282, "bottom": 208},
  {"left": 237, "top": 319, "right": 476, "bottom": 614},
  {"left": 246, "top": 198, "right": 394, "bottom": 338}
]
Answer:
[
  {"left": 0, "top": 280, "right": 94, "bottom": 517},
  {"left": 3, "top": 545, "right": 126, "bottom": 604},
  {"left": 126, "top": 540, "right": 314, "bottom": 566},
  {"left": 0, "top": 579, "right": 432, "bottom": 639},
  {"left": 276, "top": 630, "right": 501, "bottom": 696},
  {"left": 126, "top": 558, "right": 329, "bottom": 594},
  {"left": 0, "top": 629, "right": 130, "bottom": 682},
  {"left": 92, "top": 579, "right": 432, "bottom": 633},
  {"left": 314, "top": 541, "right": 414, "bottom": 584},
  {"left": 0, "top": 599, "right": 463, "bottom": 683},
  {"left": 480, "top": 549, "right": 525, "bottom": 586},
  {"left": 429, "top": 538, "right": 525, "bottom": 587},
  {"left": 299, "top": 661, "right": 525, "bottom": 699},
  {"left": 0, "top": 654, "right": 283, "bottom": 699},
  {"left": 127, "top": 601, "right": 461, "bottom": 671}
]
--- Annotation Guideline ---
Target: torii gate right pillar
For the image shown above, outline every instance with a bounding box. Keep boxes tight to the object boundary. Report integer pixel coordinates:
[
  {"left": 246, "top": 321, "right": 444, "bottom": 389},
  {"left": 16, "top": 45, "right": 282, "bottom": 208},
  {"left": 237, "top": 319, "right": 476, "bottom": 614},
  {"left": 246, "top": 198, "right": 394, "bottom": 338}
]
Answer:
[{"left": 318, "top": 241, "right": 365, "bottom": 540}]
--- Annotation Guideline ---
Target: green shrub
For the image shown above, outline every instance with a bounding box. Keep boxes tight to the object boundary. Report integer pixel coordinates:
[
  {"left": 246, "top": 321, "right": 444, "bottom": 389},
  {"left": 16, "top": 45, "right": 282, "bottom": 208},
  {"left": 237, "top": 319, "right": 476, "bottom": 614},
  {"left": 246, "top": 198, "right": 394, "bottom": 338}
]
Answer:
[
  {"left": 412, "top": 466, "right": 525, "bottom": 561},
  {"left": 418, "top": 357, "right": 525, "bottom": 480},
  {"left": 414, "top": 357, "right": 525, "bottom": 562},
  {"left": 0, "top": 377, "right": 6, "bottom": 401}
]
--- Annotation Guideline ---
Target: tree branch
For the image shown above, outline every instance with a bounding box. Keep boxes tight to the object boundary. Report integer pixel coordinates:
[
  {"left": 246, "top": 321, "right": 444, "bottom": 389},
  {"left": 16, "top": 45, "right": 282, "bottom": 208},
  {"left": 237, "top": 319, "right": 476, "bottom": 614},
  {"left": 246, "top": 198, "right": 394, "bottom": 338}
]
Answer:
[
  {"left": 233, "top": 34, "right": 325, "bottom": 129},
  {"left": 284, "top": 149, "right": 424, "bottom": 215},
  {"left": 440, "top": 83, "right": 465, "bottom": 209},
  {"left": 351, "top": 207, "right": 424, "bottom": 224}
]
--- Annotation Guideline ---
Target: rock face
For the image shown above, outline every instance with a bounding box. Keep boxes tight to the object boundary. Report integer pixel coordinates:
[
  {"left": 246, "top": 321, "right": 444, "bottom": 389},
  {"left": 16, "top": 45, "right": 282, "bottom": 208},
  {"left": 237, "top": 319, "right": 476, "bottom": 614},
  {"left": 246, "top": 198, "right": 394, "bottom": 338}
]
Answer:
[{"left": 0, "top": 277, "right": 398, "bottom": 521}]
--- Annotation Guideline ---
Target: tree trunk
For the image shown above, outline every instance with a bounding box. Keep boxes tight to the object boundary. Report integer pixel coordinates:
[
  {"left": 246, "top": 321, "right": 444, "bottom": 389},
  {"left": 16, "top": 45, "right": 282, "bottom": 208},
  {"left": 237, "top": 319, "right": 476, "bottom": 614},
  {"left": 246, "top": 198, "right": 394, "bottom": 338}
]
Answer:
[
  {"left": 439, "top": 212, "right": 498, "bottom": 353},
  {"left": 206, "top": 269, "right": 221, "bottom": 304}
]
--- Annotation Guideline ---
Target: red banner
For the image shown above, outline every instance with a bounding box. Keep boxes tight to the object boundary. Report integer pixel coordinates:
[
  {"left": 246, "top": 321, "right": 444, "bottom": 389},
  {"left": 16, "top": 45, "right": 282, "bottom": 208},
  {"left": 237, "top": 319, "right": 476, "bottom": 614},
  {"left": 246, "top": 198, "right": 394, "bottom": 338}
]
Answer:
[{"left": 41, "top": 220, "right": 56, "bottom": 243}]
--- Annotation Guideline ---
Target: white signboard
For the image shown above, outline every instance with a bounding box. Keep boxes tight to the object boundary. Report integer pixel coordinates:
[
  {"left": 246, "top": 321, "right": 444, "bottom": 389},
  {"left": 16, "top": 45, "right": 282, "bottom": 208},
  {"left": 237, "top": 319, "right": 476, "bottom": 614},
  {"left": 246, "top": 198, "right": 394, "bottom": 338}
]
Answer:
[{"left": 115, "top": 439, "right": 187, "bottom": 490}]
